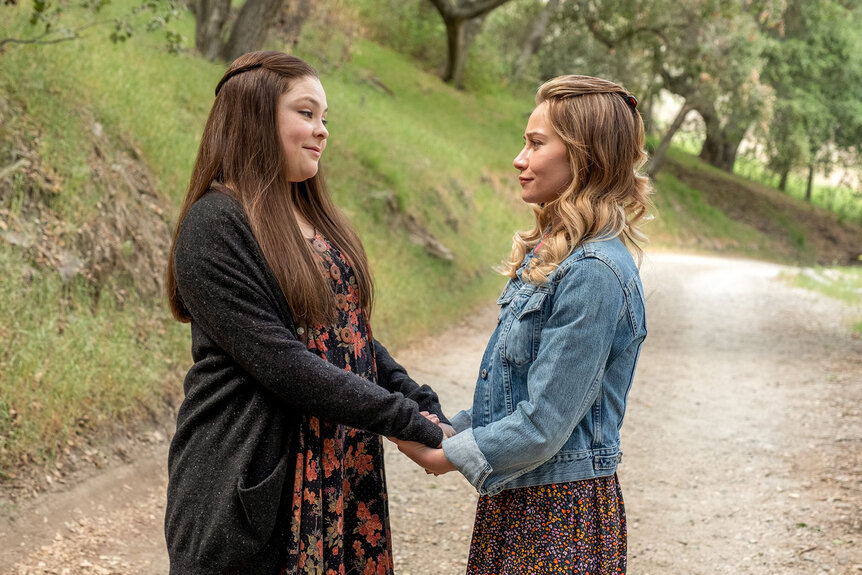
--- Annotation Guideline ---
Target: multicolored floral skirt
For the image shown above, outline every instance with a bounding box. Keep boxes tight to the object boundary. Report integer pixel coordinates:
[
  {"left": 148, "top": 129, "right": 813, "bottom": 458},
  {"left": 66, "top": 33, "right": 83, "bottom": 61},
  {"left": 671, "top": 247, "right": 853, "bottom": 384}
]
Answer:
[{"left": 466, "top": 474, "right": 626, "bottom": 575}]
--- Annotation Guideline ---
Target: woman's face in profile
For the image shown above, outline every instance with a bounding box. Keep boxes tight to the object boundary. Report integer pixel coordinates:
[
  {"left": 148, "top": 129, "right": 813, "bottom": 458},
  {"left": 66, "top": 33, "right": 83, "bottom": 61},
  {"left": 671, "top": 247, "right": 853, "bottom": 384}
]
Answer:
[
  {"left": 513, "top": 101, "right": 572, "bottom": 205},
  {"left": 277, "top": 76, "right": 329, "bottom": 182}
]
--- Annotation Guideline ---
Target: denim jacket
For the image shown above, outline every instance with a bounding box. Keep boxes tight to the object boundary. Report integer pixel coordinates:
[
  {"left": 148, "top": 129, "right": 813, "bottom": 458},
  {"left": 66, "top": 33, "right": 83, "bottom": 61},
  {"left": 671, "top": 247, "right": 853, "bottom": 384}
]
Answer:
[{"left": 442, "top": 237, "right": 647, "bottom": 496}]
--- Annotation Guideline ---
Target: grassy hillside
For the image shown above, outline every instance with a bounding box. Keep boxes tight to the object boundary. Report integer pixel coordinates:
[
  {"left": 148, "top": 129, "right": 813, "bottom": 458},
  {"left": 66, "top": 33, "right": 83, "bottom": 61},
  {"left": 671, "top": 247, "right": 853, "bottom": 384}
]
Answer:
[{"left": 1, "top": 2, "right": 860, "bottom": 480}]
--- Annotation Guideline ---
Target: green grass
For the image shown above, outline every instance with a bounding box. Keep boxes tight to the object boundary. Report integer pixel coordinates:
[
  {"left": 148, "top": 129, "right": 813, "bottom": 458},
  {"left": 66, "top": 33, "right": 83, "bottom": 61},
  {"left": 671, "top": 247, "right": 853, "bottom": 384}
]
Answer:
[
  {"left": 783, "top": 266, "right": 862, "bottom": 334},
  {"left": 0, "top": 5, "right": 533, "bottom": 470},
  {"left": 789, "top": 266, "right": 862, "bottom": 303},
  {"left": 1, "top": 3, "right": 219, "bottom": 216},
  {"left": 1, "top": 0, "right": 861, "bottom": 474},
  {"left": 0, "top": 248, "right": 187, "bottom": 469}
]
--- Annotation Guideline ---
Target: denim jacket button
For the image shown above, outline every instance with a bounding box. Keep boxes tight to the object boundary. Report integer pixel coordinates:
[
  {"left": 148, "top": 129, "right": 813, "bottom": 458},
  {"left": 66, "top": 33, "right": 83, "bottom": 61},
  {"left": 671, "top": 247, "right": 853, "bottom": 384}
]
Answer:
[{"left": 481, "top": 369, "right": 488, "bottom": 380}]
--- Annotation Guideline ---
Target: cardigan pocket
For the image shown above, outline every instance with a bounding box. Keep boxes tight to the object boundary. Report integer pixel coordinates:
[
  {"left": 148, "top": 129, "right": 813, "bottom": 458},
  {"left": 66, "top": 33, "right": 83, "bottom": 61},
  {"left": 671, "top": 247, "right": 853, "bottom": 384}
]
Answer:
[{"left": 237, "top": 454, "right": 291, "bottom": 546}]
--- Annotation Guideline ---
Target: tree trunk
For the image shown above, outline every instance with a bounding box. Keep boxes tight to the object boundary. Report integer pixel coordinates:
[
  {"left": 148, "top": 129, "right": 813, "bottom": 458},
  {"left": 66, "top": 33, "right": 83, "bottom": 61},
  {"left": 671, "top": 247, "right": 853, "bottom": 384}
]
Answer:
[
  {"left": 778, "top": 167, "right": 789, "bottom": 192},
  {"left": 698, "top": 106, "right": 746, "bottom": 172},
  {"left": 512, "top": 0, "right": 560, "bottom": 80},
  {"left": 277, "top": 0, "right": 314, "bottom": 49},
  {"left": 805, "top": 163, "right": 814, "bottom": 202},
  {"left": 442, "top": 17, "right": 461, "bottom": 84},
  {"left": 647, "top": 102, "right": 692, "bottom": 179},
  {"left": 194, "top": 0, "right": 231, "bottom": 60},
  {"left": 427, "top": 0, "right": 511, "bottom": 88},
  {"left": 443, "top": 16, "right": 485, "bottom": 90},
  {"left": 221, "top": 0, "right": 283, "bottom": 62},
  {"left": 699, "top": 134, "right": 743, "bottom": 172}
]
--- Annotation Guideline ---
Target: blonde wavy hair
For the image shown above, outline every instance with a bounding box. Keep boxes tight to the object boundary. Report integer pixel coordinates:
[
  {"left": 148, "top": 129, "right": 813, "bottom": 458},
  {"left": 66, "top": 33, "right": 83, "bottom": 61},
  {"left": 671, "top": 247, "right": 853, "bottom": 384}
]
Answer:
[{"left": 503, "top": 75, "right": 652, "bottom": 284}]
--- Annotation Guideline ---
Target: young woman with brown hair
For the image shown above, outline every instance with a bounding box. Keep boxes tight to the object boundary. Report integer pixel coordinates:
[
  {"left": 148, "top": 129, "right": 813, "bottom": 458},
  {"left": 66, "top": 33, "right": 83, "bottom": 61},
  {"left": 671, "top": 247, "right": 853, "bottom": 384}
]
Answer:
[
  {"left": 164, "top": 51, "right": 449, "bottom": 575},
  {"left": 392, "top": 75, "right": 651, "bottom": 574}
]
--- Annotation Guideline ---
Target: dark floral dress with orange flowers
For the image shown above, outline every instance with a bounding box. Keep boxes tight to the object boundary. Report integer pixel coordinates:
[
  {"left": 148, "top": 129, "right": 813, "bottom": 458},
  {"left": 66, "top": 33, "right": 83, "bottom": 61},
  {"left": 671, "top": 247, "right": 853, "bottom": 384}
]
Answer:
[{"left": 279, "top": 233, "right": 392, "bottom": 575}]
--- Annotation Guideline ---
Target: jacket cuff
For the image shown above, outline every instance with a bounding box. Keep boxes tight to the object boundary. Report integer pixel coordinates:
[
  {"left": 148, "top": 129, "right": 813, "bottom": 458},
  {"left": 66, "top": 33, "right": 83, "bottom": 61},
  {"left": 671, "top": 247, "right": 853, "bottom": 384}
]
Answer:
[
  {"left": 449, "top": 409, "right": 472, "bottom": 433},
  {"left": 442, "top": 428, "right": 491, "bottom": 491}
]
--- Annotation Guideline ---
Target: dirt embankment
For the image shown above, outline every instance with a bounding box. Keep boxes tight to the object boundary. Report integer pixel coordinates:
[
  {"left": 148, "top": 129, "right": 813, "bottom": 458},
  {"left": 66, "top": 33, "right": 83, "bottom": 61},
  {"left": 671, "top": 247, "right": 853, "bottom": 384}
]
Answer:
[{"left": 666, "top": 158, "right": 862, "bottom": 266}]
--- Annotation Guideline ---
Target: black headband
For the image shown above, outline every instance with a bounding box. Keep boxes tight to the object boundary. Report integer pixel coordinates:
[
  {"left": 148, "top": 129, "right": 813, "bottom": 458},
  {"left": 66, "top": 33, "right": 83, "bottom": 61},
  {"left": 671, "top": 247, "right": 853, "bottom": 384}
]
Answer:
[{"left": 215, "top": 63, "right": 263, "bottom": 96}]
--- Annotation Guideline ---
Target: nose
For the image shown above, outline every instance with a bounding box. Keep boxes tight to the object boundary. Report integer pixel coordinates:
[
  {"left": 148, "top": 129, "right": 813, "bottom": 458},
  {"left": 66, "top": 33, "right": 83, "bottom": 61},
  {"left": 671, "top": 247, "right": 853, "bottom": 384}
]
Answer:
[
  {"left": 315, "top": 119, "right": 328, "bottom": 140},
  {"left": 513, "top": 146, "right": 528, "bottom": 170}
]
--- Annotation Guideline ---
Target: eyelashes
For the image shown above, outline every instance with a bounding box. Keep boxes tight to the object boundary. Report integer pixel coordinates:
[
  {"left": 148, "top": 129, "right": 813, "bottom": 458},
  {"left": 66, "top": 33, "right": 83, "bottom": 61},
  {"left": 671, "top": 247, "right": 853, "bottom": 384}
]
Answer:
[{"left": 299, "top": 110, "right": 327, "bottom": 126}]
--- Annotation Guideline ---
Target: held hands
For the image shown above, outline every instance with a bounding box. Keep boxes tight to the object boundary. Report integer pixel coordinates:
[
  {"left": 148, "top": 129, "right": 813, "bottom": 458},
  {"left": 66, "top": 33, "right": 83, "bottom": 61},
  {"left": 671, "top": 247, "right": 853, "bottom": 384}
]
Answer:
[
  {"left": 420, "top": 411, "right": 457, "bottom": 441},
  {"left": 388, "top": 411, "right": 457, "bottom": 476},
  {"left": 389, "top": 437, "right": 455, "bottom": 476}
]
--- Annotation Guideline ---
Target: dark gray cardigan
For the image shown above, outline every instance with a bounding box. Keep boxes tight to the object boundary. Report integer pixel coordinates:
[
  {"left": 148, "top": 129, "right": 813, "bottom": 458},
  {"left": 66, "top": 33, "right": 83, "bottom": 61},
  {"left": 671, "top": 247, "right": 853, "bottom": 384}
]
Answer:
[{"left": 165, "top": 191, "right": 447, "bottom": 574}]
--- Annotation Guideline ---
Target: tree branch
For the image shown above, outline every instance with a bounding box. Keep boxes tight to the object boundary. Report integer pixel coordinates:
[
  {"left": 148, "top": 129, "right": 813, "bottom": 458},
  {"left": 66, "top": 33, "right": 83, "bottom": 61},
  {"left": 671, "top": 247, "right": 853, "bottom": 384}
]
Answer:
[
  {"left": 426, "top": 0, "right": 510, "bottom": 22},
  {"left": 426, "top": 0, "right": 455, "bottom": 23},
  {"left": 454, "top": 0, "right": 510, "bottom": 20},
  {"left": 583, "top": 15, "right": 673, "bottom": 49},
  {"left": 0, "top": 20, "right": 115, "bottom": 51}
]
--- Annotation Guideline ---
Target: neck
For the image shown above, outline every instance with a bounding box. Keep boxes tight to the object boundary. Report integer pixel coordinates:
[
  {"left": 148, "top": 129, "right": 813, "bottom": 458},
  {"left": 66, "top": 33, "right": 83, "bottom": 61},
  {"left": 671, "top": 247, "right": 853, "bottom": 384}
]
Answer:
[{"left": 293, "top": 210, "right": 316, "bottom": 240}]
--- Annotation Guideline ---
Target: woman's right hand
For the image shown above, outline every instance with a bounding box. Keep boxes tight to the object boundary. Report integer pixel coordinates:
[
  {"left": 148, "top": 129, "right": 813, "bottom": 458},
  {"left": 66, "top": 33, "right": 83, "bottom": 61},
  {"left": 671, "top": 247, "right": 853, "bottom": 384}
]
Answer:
[{"left": 388, "top": 437, "right": 456, "bottom": 476}]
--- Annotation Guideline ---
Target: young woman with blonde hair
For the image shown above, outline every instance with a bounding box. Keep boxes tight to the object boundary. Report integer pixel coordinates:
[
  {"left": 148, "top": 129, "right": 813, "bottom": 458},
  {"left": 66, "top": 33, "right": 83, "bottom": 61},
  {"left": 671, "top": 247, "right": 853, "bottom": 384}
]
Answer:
[
  {"left": 393, "top": 75, "right": 651, "bottom": 574},
  {"left": 164, "top": 51, "right": 449, "bottom": 575}
]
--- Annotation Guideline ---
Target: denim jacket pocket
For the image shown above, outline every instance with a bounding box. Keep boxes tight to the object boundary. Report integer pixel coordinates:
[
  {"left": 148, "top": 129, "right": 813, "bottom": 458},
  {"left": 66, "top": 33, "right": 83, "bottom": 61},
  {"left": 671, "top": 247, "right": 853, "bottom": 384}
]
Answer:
[
  {"left": 502, "top": 290, "right": 548, "bottom": 366},
  {"left": 496, "top": 280, "right": 518, "bottom": 323}
]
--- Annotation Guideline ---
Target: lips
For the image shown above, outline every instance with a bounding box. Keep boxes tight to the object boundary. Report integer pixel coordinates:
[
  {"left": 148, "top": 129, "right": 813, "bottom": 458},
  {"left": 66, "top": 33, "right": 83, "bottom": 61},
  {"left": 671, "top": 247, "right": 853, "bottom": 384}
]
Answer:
[
  {"left": 519, "top": 176, "right": 533, "bottom": 186},
  {"left": 304, "top": 146, "right": 322, "bottom": 157}
]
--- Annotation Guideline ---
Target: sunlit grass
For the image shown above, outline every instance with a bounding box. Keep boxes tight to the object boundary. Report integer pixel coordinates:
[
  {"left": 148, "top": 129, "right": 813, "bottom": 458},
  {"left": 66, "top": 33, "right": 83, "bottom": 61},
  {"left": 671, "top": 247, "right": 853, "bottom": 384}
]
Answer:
[
  {"left": 783, "top": 266, "right": 862, "bottom": 334},
  {"left": 0, "top": 249, "right": 187, "bottom": 469},
  {"left": 0, "top": 8, "right": 533, "bottom": 468},
  {"left": 1, "top": 0, "right": 859, "bottom": 473}
]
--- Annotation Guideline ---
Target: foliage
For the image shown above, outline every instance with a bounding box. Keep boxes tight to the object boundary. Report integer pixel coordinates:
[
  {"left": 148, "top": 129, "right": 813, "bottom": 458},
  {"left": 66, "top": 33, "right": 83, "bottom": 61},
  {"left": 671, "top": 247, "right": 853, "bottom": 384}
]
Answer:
[
  {"left": 735, "top": 152, "right": 862, "bottom": 223},
  {"left": 0, "top": 0, "right": 183, "bottom": 53},
  {"left": 353, "top": 0, "right": 446, "bottom": 72},
  {"left": 759, "top": 0, "right": 862, "bottom": 195}
]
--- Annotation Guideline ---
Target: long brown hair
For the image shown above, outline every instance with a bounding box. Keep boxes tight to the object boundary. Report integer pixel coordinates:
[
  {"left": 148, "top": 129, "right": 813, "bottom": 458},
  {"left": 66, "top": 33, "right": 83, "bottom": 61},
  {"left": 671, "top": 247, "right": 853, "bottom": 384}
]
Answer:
[
  {"left": 504, "top": 75, "right": 652, "bottom": 284},
  {"left": 166, "top": 51, "right": 373, "bottom": 325}
]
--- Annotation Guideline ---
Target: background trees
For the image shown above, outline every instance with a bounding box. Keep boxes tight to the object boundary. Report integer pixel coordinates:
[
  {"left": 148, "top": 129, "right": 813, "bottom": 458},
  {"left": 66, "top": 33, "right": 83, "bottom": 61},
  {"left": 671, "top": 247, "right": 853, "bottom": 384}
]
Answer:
[
  {"left": 760, "top": 0, "right": 862, "bottom": 200},
  {"left": 4, "top": 0, "right": 859, "bottom": 206},
  {"left": 425, "top": 0, "right": 513, "bottom": 88}
]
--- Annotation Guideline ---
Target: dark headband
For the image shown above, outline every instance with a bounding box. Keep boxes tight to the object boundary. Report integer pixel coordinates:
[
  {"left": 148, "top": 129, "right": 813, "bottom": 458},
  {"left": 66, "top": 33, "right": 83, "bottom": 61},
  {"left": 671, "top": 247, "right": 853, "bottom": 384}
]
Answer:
[
  {"left": 215, "top": 63, "right": 263, "bottom": 97},
  {"left": 557, "top": 90, "right": 638, "bottom": 110}
]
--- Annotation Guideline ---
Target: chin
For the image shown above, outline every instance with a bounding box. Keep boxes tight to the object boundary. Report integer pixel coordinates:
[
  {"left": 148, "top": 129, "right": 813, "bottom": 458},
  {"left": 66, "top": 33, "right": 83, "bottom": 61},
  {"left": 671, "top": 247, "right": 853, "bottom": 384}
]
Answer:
[{"left": 288, "top": 168, "right": 319, "bottom": 183}]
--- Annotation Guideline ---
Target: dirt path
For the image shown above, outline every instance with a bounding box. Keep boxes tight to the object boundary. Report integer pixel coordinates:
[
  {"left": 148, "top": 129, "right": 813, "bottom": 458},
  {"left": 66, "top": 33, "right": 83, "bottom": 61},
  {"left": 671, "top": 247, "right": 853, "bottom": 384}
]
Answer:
[{"left": 2, "top": 252, "right": 860, "bottom": 574}]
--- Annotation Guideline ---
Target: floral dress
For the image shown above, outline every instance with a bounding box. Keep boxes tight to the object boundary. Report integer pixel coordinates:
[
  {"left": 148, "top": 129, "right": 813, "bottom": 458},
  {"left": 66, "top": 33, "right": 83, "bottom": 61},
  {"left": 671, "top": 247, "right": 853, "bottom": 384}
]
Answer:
[{"left": 279, "top": 233, "right": 393, "bottom": 575}]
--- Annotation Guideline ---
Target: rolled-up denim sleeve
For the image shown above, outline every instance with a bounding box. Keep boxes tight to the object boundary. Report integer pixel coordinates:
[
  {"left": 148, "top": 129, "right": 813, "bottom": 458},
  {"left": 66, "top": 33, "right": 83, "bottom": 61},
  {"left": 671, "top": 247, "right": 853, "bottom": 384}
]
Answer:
[
  {"left": 442, "top": 427, "right": 490, "bottom": 488},
  {"left": 448, "top": 408, "right": 472, "bottom": 433},
  {"left": 458, "top": 259, "right": 624, "bottom": 495}
]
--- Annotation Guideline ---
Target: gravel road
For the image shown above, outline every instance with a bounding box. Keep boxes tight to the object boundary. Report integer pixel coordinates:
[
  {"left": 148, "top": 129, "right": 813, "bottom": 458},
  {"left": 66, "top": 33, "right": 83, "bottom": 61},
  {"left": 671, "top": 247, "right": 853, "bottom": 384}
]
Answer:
[{"left": 2, "top": 252, "right": 860, "bottom": 574}]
